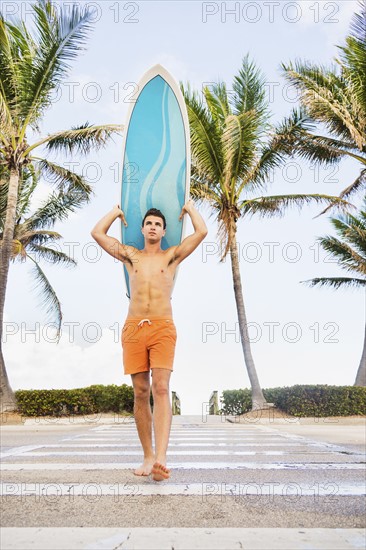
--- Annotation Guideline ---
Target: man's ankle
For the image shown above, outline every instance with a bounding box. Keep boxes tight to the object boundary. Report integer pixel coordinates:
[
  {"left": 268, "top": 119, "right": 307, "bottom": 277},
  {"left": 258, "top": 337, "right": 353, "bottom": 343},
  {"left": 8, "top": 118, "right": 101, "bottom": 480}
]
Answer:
[{"left": 143, "top": 453, "right": 155, "bottom": 460}]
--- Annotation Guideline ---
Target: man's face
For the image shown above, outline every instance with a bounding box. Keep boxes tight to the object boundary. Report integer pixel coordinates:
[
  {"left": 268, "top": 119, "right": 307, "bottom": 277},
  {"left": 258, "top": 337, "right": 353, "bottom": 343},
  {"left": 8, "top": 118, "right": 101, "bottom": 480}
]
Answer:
[{"left": 141, "top": 215, "right": 166, "bottom": 243}]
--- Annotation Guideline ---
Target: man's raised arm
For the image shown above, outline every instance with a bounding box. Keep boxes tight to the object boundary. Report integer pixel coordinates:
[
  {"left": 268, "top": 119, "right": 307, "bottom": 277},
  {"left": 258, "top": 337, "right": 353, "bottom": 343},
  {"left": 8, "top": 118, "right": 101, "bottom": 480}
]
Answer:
[
  {"left": 91, "top": 205, "right": 134, "bottom": 263},
  {"left": 172, "top": 199, "right": 208, "bottom": 264}
]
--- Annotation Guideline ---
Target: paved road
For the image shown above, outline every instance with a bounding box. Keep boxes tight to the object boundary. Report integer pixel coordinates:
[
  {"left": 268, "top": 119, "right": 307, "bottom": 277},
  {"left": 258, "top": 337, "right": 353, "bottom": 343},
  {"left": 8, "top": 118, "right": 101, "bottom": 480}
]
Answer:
[{"left": 1, "top": 414, "right": 365, "bottom": 549}]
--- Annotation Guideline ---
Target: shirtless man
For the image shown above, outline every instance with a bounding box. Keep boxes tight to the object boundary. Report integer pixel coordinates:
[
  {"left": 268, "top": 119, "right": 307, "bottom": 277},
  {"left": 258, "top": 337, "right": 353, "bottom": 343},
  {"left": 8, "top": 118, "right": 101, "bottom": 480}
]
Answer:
[{"left": 91, "top": 199, "right": 207, "bottom": 481}]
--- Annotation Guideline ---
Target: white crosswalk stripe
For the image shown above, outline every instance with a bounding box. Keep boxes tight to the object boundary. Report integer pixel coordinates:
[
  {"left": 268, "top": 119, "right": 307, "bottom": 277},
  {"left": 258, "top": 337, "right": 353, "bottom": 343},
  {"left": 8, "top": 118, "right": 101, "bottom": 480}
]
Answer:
[
  {"left": 2, "top": 461, "right": 365, "bottom": 471},
  {"left": 1, "top": 481, "right": 365, "bottom": 497}
]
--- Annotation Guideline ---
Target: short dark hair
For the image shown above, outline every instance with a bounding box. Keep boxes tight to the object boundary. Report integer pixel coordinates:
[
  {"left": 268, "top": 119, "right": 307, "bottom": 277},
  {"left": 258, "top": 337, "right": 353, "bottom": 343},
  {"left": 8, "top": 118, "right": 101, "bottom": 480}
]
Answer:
[{"left": 142, "top": 208, "right": 166, "bottom": 229}]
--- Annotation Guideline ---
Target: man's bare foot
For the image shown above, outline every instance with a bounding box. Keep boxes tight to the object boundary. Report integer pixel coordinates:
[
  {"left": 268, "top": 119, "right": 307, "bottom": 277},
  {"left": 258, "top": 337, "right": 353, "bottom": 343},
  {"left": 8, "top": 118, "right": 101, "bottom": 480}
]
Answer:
[
  {"left": 134, "top": 457, "right": 155, "bottom": 476},
  {"left": 151, "top": 461, "right": 170, "bottom": 481}
]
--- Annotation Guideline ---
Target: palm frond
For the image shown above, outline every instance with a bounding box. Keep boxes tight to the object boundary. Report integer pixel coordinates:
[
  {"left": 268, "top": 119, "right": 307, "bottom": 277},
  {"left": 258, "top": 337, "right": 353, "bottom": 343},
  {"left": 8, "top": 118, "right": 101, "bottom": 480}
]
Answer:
[
  {"left": 190, "top": 176, "right": 221, "bottom": 207},
  {"left": 222, "top": 111, "right": 259, "bottom": 191},
  {"left": 30, "top": 123, "right": 123, "bottom": 156},
  {"left": 239, "top": 193, "right": 351, "bottom": 219},
  {"left": 24, "top": 187, "right": 89, "bottom": 230},
  {"left": 307, "top": 199, "right": 366, "bottom": 289},
  {"left": 19, "top": 0, "right": 95, "bottom": 133},
  {"left": 27, "top": 252, "right": 63, "bottom": 341},
  {"left": 301, "top": 276, "right": 366, "bottom": 289},
  {"left": 281, "top": 61, "right": 365, "bottom": 150},
  {"left": 232, "top": 54, "right": 268, "bottom": 121},
  {"left": 0, "top": 166, "right": 39, "bottom": 230},
  {"left": 340, "top": 36, "right": 366, "bottom": 112},
  {"left": 182, "top": 83, "right": 223, "bottom": 184},
  {"left": 0, "top": 88, "right": 13, "bottom": 137},
  {"left": 28, "top": 244, "right": 76, "bottom": 267},
  {"left": 337, "top": 1, "right": 366, "bottom": 132},
  {"left": 241, "top": 108, "right": 316, "bottom": 195},
  {"left": 33, "top": 158, "right": 92, "bottom": 196},
  {"left": 203, "top": 82, "right": 231, "bottom": 125},
  {"left": 16, "top": 164, "right": 39, "bottom": 221},
  {"left": 0, "top": 15, "right": 19, "bottom": 132},
  {"left": 349, "top": 0, "right": 366, "bottom": 42},
  {"left": 291, "top": 132, "right": 362, "bottom": 165},
  {"left": 317, "top": 234, "right": 366, "bottom": 275},
  {"left": 315, "top": 169, "right": 366, "bottom": 217},
  {"left": 331, "top": 218, "right": 366, "bottom": 256},
  {"left": 13, "top": 228, "right": 62, "bottom": 249}
]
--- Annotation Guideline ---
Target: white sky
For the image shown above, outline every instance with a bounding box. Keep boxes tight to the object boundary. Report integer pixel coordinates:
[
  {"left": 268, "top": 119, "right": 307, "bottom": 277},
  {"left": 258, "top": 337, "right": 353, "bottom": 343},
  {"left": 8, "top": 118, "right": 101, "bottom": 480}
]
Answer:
[{"left": 2, "top": 0, "right": 365, "bottom": 414}]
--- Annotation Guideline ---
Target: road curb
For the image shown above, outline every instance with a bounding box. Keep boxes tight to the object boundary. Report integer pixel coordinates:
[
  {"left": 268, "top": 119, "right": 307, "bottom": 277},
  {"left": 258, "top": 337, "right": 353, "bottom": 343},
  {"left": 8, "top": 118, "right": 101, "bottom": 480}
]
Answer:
[{"left": 1, "top": 527, "right": 365, "bottom": 550}]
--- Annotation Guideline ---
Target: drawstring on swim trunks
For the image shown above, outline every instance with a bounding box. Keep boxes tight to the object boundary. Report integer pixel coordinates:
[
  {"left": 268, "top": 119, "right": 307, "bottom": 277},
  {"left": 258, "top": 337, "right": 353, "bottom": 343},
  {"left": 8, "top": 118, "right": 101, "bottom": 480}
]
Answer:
[{"left": 137, "top": 319, "right": 152, "bottom": 328}]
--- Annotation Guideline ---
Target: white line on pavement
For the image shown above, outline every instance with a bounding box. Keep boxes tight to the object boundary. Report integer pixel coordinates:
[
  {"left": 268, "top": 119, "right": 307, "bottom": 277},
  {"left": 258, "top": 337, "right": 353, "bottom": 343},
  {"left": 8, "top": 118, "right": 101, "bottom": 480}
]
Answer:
[
  {"left": 5, "top": 450, "right": 338, "bottom": 456},
  {"left": 40, "top": 443, "right": 304, "bottom": 448},
  {"left": 1, "top": 481, "right": 364, "bottom": 497},
  {"left": 1, "top": 462, "right": 364, "bottom": 471},
  {"left": 61, "top": 440, "right": 286, "bottom": 445},
  {"left": 90, "top": 427, "right": 279, "bottom": 436},
  {"left": 0, "top": 445, "right": 45, "bottom": 459}
]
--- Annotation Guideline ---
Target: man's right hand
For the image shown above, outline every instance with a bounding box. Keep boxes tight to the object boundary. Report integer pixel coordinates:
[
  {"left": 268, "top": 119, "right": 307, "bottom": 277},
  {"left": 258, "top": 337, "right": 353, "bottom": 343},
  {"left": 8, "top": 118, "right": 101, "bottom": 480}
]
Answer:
[{"left": 114, "top": 204, "right": 127, "bottom": 227}]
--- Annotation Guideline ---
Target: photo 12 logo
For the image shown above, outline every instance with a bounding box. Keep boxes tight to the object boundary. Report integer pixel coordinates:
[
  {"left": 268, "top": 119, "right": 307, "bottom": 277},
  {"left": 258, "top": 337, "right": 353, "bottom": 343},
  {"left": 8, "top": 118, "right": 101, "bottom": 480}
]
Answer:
[
  {"left": 201, "top": 2, "right": 340, "bottom": 24},
  {"left": 1, "top": 2, "right": 140, "bottom": 24},
  {"left": 201, "top": 320, "right": 340, "bottom": 344}
]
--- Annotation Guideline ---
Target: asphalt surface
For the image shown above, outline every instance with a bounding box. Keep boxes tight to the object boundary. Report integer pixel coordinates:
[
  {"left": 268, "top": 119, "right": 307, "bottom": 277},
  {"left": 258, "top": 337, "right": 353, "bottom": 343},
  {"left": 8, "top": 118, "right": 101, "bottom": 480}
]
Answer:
[{"left": 1, "top": 414, "right": 365, "bottom": 549}]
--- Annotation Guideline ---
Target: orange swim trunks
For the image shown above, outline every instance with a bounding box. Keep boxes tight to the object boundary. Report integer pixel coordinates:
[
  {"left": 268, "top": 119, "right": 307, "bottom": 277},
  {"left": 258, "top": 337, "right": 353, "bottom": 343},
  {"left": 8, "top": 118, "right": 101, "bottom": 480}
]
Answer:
[{"left": 121, "top": 317, "right": 177, "bottom": 375}]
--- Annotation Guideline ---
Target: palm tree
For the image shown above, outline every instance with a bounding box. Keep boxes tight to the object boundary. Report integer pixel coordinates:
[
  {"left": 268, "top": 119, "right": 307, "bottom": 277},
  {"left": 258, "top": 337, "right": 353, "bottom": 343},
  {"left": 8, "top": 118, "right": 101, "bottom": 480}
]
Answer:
[
  {"left": 0, "top": 1, "right": 122, "bottom": 411},
  {"left": 182, "top": 57, "right": 350, "bottom": 410},
  {"left": 281, "top": 0, "right": 366, "bottom": 215},
  {"left": 302, "top": 200, "right": 366, "bottom": 386},
  {"left": 1, "top": 165, "right": 87, "bottom": 337}
]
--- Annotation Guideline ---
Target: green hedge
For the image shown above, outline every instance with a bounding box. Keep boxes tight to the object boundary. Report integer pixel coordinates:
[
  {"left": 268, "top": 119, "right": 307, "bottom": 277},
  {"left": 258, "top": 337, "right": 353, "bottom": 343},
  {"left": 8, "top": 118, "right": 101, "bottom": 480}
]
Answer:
[
  {"left": 14, "top": 384, "right": 142, "bottom": 417},
  {"left": 220, "top": 385, "right": 366, "bottom": 417},
  {"left": 14, "top": 383, "right": 366, "bottom": 418}
]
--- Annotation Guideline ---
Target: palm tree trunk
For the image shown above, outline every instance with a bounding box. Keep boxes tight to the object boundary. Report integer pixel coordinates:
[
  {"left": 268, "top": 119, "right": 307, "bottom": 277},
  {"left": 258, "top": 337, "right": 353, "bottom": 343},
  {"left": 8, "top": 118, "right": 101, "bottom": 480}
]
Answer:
[
  {"left": 229, "top": 226, "right": 268, "bottom": 410},
  {"left": 0, "top": 167, "right": 20, "bottom": 412},
  {"left": 354, "top": 317, "right": 366, "bottom": 386}
]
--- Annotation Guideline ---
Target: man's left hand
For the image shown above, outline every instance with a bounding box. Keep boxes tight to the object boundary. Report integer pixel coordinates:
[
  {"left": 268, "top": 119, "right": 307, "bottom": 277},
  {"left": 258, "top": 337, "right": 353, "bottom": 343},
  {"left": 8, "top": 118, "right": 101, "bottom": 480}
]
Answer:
[{"left": 179, "top": 199, "right": 195, "bottom": 221}]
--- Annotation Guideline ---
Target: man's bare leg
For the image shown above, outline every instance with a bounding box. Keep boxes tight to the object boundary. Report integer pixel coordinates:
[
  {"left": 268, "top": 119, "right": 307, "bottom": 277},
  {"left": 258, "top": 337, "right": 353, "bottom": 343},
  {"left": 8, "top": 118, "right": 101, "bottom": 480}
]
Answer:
[
  {"left": 151, "top": 368, "right": 172, "bottom": 481},
  {"left": 131, "top": 372, "right": 155, "bottom": 476}
]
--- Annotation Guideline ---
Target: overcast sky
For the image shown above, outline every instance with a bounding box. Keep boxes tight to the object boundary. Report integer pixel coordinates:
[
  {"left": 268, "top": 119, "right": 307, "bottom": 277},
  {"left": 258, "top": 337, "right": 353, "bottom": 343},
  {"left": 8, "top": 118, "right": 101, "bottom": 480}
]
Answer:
[{"left": 2, "top": 0, "right": 364, "bottom": 414}]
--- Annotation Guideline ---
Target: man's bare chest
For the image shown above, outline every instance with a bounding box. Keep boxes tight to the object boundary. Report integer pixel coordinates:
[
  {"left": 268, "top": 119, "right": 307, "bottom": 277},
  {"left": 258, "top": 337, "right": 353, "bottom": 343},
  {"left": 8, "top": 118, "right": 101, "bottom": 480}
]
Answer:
[{"left": 128, "top": 253, "right": 175, "bottom": 279}]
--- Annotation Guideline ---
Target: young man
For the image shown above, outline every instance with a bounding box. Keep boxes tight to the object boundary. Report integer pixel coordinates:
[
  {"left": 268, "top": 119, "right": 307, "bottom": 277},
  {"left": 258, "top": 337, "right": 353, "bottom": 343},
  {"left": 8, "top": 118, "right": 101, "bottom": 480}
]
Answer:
[{"left": 91, "top": 199, "right": 207, "bottom": 481}]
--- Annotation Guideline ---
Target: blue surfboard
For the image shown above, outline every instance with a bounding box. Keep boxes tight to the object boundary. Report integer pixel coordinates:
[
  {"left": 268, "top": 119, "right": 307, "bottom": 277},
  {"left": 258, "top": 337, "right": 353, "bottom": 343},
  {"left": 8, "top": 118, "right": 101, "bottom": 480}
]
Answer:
[{"left": 120, "top": 64, "right": 190, "bottom": 298}]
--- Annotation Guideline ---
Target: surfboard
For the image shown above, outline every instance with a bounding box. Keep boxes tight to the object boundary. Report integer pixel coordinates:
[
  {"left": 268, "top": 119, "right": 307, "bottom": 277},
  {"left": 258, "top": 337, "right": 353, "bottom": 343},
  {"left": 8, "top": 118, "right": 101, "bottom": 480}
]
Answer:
[{"left": 120, "top": 64, "right": 190, "bottom": 298}]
